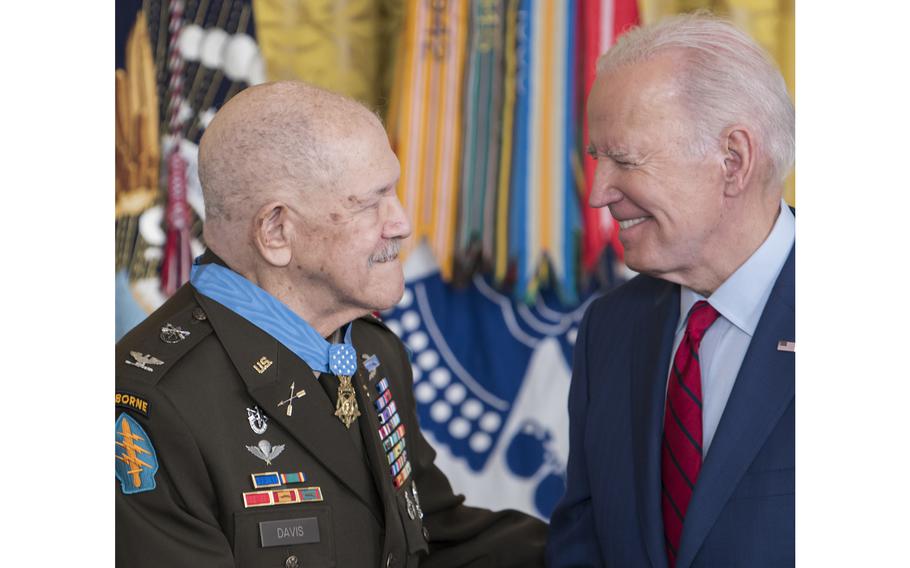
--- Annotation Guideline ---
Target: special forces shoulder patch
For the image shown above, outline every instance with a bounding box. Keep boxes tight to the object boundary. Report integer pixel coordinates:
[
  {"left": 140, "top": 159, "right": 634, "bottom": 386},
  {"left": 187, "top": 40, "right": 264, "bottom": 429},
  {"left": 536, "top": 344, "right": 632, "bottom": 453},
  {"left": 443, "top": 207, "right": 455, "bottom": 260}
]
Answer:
[{"left": 115, "top": 413, "right": 159, "bottom": 494}]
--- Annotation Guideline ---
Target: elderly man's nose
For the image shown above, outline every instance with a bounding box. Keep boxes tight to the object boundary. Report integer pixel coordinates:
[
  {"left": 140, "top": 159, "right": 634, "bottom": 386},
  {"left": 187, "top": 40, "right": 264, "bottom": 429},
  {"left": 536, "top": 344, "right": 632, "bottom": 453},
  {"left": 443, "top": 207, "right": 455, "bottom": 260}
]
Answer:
[{"left": 384, "top": 197, "right": 412, "bottom": 239}]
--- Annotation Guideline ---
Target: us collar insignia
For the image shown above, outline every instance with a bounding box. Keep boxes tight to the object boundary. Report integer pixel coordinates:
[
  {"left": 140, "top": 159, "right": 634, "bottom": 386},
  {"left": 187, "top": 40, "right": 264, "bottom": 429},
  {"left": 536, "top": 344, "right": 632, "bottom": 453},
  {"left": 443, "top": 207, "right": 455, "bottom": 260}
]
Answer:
[
  {"left": 115, "top": 413, "right": 159, "bottom": 494},
  {"left": 253, "top": 356, "right": 273, "bottom": 374},
  {"left": 246, "top": 439, "right": 285, "bottom": 465},
  {"left": 362, "top": 353, "right": 380, "bottom": 380},
  {"left": 159, "top": 323, "right": 190, "bottom": 344},
  {"left": 277, "top": 382, "right": 306, "bottom": 417},
  {"left": 330, "top": 344, "right": 360, "bottom": 428},
  {"left": 247, "top": 405, "right": 269, "bottom": 434},
  {"left": 125, "top": 351, "right": 164, "bottom": 373}
]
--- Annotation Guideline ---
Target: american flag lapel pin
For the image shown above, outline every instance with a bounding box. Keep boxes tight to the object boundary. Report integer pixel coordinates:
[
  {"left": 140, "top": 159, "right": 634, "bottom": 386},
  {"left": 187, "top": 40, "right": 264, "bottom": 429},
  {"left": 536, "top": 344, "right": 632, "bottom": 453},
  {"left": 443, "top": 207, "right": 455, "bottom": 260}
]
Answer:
[{"left": 777, "top": 340, "right": 795, "bottom": 352}]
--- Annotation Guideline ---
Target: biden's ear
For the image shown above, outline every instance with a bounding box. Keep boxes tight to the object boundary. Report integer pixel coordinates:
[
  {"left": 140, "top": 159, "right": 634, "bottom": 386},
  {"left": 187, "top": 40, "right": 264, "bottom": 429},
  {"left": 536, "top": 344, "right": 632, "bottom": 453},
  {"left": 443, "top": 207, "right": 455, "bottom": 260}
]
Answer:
[
  {"left": 721, "top": 126, "right": 755, "bottom": 197},
  {"left": 253, "top": 202, "right": 293, "bottom": 267}
]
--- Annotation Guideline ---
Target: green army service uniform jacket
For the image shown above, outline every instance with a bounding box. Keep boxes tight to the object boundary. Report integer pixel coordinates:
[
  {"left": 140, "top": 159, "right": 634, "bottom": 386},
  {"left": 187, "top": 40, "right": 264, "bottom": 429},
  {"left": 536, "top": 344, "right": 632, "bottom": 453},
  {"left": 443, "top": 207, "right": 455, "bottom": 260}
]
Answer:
[{"left": 115, "top": 284, "right": 546, "bottom": 567}]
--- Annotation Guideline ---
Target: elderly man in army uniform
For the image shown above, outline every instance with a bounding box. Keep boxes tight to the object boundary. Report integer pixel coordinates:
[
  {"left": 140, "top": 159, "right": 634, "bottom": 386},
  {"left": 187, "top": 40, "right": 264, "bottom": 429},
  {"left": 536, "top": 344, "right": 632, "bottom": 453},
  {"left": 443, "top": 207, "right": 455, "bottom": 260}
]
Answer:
[{"left": 115, "top": 81, "right": 546, "bottom": 567}]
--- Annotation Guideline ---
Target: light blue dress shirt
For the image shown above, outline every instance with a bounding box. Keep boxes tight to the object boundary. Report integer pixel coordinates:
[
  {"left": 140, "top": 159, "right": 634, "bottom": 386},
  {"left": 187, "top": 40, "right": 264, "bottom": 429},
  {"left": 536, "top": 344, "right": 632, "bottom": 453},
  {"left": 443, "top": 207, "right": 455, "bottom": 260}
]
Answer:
[{"left": 668, "top": 200, "right": 795, "bottom": 456}]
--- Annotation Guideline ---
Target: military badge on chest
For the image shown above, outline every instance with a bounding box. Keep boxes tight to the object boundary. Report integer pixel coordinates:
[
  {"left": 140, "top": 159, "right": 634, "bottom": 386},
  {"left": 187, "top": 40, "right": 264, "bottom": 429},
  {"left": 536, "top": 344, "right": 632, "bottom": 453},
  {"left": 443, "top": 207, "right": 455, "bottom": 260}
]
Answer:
[
  {"left": 241, "top": 469, "right": 323, "bottom": 509},
  {"left": 246, "top": 439, "right": 285, "bottom": 465},
  {"left": 329, "top": 344, "right": 360, "bottom": 428},
  {"left": 246, "top": 405, "right": 269, "bottom": 434},
  {"left": 368, "top": 362, "right": 413, "bottom": 489}
]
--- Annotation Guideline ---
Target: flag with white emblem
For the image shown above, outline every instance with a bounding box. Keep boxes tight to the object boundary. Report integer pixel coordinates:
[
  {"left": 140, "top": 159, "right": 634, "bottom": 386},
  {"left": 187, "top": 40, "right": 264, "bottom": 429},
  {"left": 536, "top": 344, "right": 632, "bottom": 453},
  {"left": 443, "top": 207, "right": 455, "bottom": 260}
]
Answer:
[{"left": 383, "top": 244, "right": 605, "bottom": 520}]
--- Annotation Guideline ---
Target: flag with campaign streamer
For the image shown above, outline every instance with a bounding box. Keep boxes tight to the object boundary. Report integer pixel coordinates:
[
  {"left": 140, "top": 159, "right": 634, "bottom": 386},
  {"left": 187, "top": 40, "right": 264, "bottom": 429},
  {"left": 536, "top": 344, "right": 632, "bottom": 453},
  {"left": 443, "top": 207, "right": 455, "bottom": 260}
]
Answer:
[
  {"left": 579, "top": 0, "right": 640, "bottom": 270},
  {"left": 382, "top": 243, "right": 610, "bottom": 520},
  {"left": 387, "top": 0, "right": 639, "bottom": 305},
  {"left": 116, "top": 0, "right": 266, "bottom": 339},
  {"left": 387, "top": 0, "right": 470, "bottom": 282}
]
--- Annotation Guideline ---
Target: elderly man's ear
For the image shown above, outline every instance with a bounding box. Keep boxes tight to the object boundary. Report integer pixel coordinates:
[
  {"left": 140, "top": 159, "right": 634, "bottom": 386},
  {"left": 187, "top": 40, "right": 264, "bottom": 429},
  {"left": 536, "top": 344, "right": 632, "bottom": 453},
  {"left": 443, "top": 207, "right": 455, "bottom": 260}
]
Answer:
[
  {"left": 721, "top": 126, "right": 755, "bottom": 196},
  {"left": 253, "top": 202, "right": 293, "bottom": 267}
]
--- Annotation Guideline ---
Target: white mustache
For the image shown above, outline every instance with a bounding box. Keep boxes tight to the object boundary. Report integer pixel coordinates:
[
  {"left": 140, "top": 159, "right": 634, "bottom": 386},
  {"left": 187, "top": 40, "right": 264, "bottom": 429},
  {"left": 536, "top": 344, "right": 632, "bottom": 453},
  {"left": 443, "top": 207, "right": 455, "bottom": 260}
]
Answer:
[{"left": 369, "top": 239, "right": 401, "bottom": 266}]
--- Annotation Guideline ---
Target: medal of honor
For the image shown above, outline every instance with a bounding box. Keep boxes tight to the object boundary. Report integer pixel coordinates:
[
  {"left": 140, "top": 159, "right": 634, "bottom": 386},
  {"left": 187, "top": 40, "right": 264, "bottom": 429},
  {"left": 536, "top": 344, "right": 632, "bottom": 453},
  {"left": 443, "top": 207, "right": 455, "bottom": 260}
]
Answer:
[
  {"left": 334, "top": 374, "right": 361, "bottom": 428},
  {"left": 329, "top": 344, "right": 360, "bottom": 428}
]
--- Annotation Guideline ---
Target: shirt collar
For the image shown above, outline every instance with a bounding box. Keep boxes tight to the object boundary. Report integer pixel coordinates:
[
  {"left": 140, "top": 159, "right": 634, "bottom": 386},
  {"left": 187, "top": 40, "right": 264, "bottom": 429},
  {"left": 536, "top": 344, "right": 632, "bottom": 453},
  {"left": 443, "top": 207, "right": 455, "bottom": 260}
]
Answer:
[{"left": 678, "top": 200, "right": 795, "bottom": 336}]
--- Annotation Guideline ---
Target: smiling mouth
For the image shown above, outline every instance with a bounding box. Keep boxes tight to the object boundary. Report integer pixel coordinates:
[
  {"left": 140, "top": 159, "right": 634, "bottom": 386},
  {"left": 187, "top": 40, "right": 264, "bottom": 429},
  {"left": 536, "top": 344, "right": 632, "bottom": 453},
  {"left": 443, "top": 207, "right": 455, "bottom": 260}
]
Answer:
[{"left": 618, "top": 216, "right": 649, "bottom": 230}]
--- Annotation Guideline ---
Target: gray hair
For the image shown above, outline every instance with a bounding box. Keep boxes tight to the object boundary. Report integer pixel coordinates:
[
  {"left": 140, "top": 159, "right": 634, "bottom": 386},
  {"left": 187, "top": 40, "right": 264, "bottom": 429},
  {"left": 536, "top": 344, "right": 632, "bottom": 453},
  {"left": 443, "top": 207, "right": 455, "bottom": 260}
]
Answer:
[{"left": 596, "top": 13, "right": 795, "bottom": 187}]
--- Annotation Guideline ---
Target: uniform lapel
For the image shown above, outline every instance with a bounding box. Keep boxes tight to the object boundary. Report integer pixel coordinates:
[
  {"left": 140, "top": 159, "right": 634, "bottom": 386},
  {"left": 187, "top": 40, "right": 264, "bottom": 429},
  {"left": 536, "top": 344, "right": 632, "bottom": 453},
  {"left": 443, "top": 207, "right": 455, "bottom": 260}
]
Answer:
[
  {"left": 675, "top": 247, "right": 795, "bottom": 568},
  {"left": 630, "top": 280, "right": 679, "bottom": 568},
  {"left": 194, "top": 290, "right": 383, "bottom": 521}
]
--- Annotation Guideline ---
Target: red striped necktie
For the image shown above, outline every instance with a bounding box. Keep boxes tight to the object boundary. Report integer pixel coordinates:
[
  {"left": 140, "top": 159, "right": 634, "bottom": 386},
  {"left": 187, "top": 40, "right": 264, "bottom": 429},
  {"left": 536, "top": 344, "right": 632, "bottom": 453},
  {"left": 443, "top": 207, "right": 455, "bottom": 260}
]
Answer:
[{"left": 661, "top": 300, "right": 720, "bottom": 566}]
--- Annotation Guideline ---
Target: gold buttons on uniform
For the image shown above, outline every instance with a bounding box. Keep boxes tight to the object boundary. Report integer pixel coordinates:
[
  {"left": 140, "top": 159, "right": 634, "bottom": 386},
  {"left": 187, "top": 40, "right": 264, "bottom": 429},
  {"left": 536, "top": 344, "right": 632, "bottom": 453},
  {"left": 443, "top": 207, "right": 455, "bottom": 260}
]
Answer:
[{"left": 285, "top": 554, "right": 299, "bottom": 568}]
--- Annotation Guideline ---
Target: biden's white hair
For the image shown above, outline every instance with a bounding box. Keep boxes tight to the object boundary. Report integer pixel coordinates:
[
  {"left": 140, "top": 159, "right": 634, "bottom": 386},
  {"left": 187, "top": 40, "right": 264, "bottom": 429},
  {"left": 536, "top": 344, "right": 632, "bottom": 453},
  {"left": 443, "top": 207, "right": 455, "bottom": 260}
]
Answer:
[{"left": 597, "top": 12, "right": 795, "bottom": 187}]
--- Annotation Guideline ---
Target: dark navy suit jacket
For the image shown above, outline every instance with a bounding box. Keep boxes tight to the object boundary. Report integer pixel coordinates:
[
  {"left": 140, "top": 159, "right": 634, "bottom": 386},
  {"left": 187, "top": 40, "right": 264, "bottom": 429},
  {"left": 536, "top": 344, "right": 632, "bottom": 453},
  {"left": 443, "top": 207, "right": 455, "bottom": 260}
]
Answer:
[{"left": 547, "top": 246, "right": 794, "bottom": 567}]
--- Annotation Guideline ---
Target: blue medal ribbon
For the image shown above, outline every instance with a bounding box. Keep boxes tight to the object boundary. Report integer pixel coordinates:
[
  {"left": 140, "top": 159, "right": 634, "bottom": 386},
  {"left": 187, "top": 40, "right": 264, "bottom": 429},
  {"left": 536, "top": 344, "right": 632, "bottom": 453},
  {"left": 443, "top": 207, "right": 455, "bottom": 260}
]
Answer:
[{"left": 190, "top": 259, "right": 357, "bottom": 376}]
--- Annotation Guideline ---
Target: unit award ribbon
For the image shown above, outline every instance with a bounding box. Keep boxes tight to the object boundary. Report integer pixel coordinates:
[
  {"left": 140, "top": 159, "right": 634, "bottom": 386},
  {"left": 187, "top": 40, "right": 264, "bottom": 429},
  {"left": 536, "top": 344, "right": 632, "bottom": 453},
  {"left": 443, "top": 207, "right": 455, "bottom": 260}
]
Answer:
[{"left": 329, "top": 344, "right": 360, "bottom": 428}]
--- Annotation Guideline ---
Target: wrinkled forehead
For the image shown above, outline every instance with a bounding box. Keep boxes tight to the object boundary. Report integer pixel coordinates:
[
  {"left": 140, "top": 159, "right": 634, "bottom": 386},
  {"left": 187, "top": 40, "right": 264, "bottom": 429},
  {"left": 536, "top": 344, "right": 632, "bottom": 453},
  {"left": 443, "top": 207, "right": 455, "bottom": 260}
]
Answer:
[
  {"left": 587, "top": 54, "right": 692, "bottom": 146},
  {"left": 317, "top": 118, "right": 401, "bottom": 200}
]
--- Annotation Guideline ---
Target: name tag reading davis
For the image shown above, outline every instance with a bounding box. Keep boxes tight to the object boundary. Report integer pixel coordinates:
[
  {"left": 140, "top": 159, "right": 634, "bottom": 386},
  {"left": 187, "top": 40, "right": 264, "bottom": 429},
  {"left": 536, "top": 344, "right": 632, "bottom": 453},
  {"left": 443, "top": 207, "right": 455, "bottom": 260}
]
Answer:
[{"left": 259, "top": 517, "right": 320, "bottom": 547}]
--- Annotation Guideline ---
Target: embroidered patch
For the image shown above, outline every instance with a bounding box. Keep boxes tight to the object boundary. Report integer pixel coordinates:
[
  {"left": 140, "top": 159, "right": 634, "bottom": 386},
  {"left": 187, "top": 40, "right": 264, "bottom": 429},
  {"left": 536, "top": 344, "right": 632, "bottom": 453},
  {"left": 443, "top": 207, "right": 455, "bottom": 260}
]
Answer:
[
  {"left": 115, "top": 413, "right": 159, "bottom": 494},
  {"left": 115, "top": 392, "right": 150, "bottom": 417}
]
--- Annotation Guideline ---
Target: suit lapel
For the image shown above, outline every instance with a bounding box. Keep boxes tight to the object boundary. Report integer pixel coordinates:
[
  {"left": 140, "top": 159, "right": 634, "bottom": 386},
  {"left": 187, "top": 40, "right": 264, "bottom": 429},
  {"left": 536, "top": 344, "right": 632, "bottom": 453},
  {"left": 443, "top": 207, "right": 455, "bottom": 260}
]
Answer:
[
  {"left": 194, "top": 290, "right": 383, "bottom": 522},
  {"left": 675, "top": 247, "right": 795, "bottom": 568},
  {"left": 631, "top": 280, "right": 679, "bottom": 568}
]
